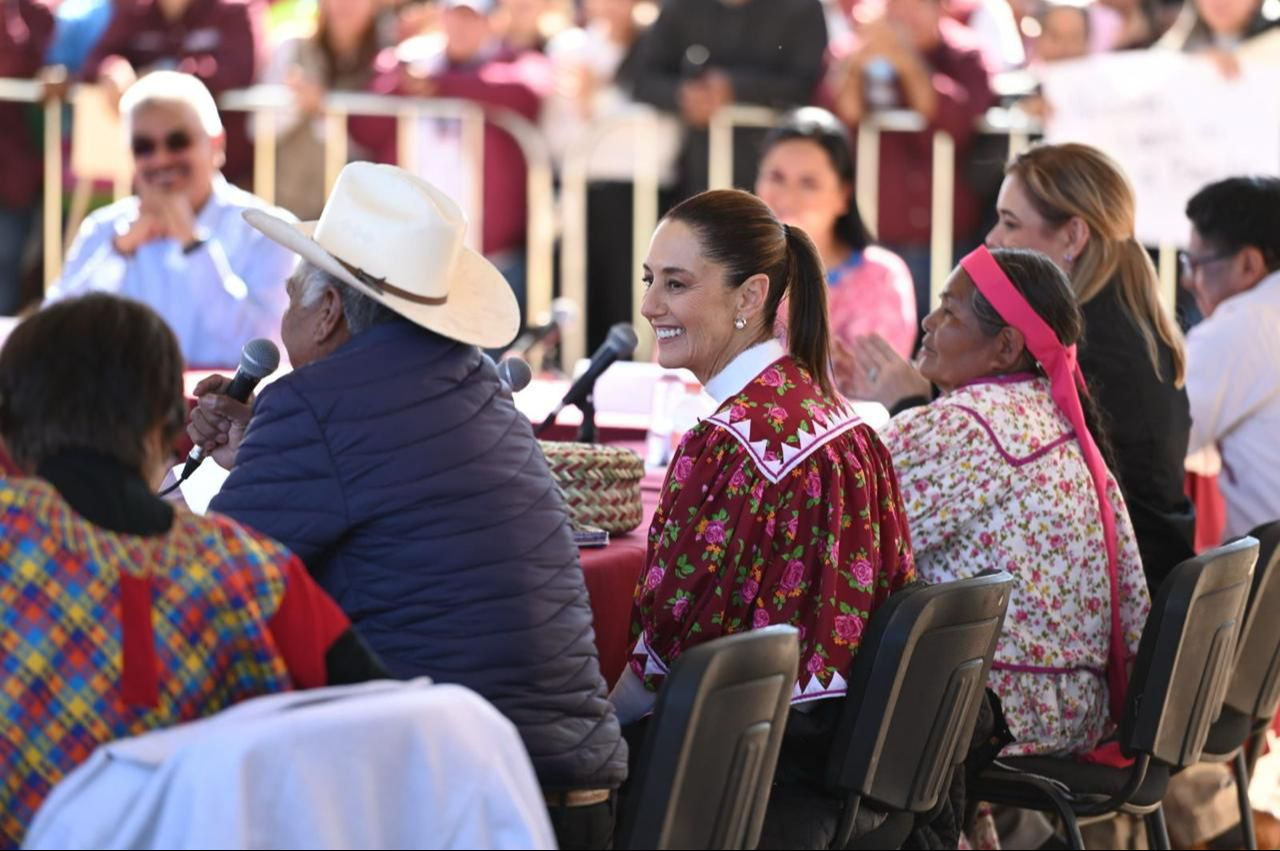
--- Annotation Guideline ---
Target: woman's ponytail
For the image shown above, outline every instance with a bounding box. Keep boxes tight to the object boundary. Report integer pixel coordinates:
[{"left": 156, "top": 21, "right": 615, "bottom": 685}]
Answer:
[{"left": 783, "top": 224, "right": 837, "bottom": 400}]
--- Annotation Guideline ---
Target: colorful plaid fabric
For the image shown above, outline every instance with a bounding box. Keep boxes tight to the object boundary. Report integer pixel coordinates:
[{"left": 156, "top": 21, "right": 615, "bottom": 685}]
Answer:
[{"left": 0, "top": 478, "right": 299, "bottom": 848}]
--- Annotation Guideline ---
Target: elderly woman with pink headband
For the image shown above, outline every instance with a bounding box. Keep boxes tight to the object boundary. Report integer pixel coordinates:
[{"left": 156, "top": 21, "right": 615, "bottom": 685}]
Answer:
[{"left": 880, "top": 246, "right": 1151, "bottom": 757}]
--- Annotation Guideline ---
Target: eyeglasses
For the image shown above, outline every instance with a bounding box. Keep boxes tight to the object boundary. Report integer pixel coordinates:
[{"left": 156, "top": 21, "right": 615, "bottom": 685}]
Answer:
[
  {"left": 131, "top": 130, "right": 194, "bottom": 158},
  {"left": 1179, "top": 249, "right": 1236, "bottom": 279}
]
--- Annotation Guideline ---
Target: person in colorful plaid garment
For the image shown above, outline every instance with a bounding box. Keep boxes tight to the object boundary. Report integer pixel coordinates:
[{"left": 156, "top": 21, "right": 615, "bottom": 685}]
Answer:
[
  {"left": 0, "top": 294, "right": 385, "bottom": 849},
  {"left": 610, "top": 192, "right": 915, "bottom": 821}
]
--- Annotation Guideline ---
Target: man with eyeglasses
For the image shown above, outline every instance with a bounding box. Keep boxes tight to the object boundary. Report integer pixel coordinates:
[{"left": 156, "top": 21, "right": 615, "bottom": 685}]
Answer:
[
  {"left": 48, "top": 72, "right": 295, "bottom": 368},
  {"left": 1183, "top": 175, "right": 1280, "bottom": 539}
]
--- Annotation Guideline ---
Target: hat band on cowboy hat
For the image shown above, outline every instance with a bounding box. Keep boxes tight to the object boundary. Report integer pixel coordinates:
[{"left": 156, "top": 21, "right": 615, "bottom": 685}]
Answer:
[
  {"left": 331, "top": 257, "right": 448, "bottom": 306},
  {"left": 243, "top": 162, "right": 520, "bottom": 349}
]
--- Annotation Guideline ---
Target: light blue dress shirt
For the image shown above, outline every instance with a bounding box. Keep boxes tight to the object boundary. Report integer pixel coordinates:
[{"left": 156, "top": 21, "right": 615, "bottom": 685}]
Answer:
[{"left": 49, "top": 177, "right": 298, "bottom": 368}]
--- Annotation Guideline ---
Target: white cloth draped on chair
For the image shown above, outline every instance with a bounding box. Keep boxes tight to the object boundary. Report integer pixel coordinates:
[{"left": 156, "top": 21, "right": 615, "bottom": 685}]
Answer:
[{"left": 23, "top": 679, "right": 556, "bottom": 850}]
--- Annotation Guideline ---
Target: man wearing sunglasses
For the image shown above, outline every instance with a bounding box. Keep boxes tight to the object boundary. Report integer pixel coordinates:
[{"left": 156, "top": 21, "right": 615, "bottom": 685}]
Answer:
[
  {"left": 48, "top": 71, "right": 296, "bottom": 368},
  {"left": 1183, "top": 176, "right": 1280, "bottom": 540}
]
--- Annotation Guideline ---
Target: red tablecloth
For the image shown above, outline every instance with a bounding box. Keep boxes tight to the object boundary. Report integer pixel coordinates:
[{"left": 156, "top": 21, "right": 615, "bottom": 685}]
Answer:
[
  {"left": 579, "top": 468, "right": 663, "bottom": 688},
  {"left": 1186, "top": 471, "right": 1228, "bottom": 552},
  {"left": 580, "top": 535, "right": 646, "bottom": 689}
]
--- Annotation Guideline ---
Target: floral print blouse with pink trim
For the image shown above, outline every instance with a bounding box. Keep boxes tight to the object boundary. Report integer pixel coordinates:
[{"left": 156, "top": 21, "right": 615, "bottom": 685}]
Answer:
[{"left": 881, "top": 374, "right": 1151, "bottom": 756}]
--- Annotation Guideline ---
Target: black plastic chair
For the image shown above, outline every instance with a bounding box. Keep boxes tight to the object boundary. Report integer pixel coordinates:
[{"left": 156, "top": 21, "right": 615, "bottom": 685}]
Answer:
[
  {"left": 822, "top": 571, "right": 1016, "bottom": 849},
  {"left": 973, "top": 537, "right": 1258, "bottom": 850},
  {"left": 1196, "top": 521, "right": 1280, "bottom": 850},
  {"left": 616, "top": 625, "right": 800, "bottom": 850}
]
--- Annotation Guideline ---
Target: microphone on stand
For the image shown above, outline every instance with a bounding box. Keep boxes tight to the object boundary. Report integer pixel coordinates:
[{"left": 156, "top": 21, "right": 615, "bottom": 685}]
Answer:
[
  {"left": 159, "top": 338, "right": 281, "bottom": 496},
  {"left": 505, "top": 297, "right": 578, "bottom": 372},
  {"left": 536, "top": 323, "right": 638, "bottom": 443}
]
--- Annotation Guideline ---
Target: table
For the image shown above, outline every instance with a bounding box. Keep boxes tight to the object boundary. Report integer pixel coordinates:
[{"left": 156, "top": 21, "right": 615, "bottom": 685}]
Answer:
[
  {"left": 580, "top": 534, "right": 646, "bottom": 689},
  {"left": 578, "top": 469, "right": 663, "bottom": 688},
  {"left": 180, "top": 371, "right": 653, "bottom": 450}
]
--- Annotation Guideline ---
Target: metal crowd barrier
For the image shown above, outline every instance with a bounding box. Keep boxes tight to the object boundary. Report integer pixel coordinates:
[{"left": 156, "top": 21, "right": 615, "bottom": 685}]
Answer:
[
  {"left": 0, "top": 80, "right": 555, "bottom": 330},
  {"left": 0, "top": 77, "right": 64, "bottom": 290},
  {"left": 706, "top": 105, "right": 962, "bottom": 312},
  {"left": 0, "top": 77, "right": 1180, "bottom": 350},
  {"left": 701, "top": 104, "right": 1179, "bottom": 317},
  {"left": 560, "top": 105, "right": 968, "bottom": 365},
  {"left": 556, "top": 106, "right": 665, "bottom": 364},
  {"left": 216, "top": 86, "right": 557, "bottom": 329}
]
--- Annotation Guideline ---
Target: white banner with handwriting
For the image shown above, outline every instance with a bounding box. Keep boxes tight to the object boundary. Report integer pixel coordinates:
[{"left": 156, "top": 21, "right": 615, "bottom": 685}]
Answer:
[{"left": 1040, "top": 49, "right": 1280, "bottom": 246}]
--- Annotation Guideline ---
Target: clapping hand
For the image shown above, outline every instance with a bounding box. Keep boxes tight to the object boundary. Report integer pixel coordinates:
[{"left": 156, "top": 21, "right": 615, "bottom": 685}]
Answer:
[{"left": 845, "top": 333, "right": 932, "bottom": 410}]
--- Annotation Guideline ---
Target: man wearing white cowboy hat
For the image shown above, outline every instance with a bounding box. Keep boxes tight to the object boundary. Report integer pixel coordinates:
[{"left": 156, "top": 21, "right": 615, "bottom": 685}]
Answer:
[{"left": 188, "top": 162, "right": 627, "bottom": 849}]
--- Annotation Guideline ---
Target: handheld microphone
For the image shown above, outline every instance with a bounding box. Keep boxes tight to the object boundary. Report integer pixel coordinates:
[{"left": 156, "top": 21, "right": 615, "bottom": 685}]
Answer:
[
  {"left": 164, "top": 339, "right": 281, "bottom": 494},
  {"left": 483, "top": 352, "right": 533, "bottom": 393},
  {"left": 497, "top": 356, "right": 532, "bottom": 393},
  {"left": 536, "top": 323, "right": 638, "bottom": 438}
]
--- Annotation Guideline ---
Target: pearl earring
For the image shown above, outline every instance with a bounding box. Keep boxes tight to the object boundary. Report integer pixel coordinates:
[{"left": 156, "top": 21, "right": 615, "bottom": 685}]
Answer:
[
  {"left": 734, "top": 316, "right": 746, "bottom": 330},
  {"left": 1064, "top": 251, "right": 1074, "bottom": 263}
]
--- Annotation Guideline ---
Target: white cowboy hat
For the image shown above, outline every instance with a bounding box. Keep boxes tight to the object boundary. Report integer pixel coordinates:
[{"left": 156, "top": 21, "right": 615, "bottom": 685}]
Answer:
[{"left": 243, "top": 162, "right": 520, "bottom": 348}]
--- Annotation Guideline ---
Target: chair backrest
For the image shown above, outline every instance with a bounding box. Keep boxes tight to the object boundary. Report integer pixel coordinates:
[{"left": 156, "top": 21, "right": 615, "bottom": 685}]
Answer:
[
  {"left": 1123, "top": 537, "right": 1257, "bottom": 767},
  {"left": 1224, "top": 521, "right": 1280, "bottom": 721},
  {"left": 825, "top": 572, "right": 1014, "bottom": 813},
  {"left": 617, "top": 626, "right": 799, "bottom": 851}
]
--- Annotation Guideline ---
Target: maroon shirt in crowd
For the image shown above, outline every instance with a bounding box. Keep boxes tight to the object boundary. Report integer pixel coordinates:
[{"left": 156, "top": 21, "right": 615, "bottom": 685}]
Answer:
[
  {"left": 82, "top": 0, "right": 264, "bottom": 180},
  {"left": 367, "top": 46, "right": 552, "bottom": 258},
  {"left": 825, "top": 18, "right": 996, "bottom": 247},
  {"left": 0, "top": 0, "right": 55, "bottom": 209}
]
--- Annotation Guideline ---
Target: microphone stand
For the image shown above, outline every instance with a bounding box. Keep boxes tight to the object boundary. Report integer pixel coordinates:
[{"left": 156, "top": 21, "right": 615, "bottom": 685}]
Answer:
[
  {"left": 575, "top": 394, "right": 597, "bottom": 444},
  {"left": 535, "top": 394, "right": 598, "bottom": 443}
]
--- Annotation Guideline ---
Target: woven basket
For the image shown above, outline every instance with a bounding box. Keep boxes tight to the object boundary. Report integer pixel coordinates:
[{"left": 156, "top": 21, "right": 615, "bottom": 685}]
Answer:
[{"left": 540, "top": 441, "right": 644, "bottom": 534}]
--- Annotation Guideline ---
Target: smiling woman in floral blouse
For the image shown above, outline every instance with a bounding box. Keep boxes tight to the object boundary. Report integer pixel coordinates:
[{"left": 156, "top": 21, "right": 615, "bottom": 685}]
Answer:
[
  {"left": 881, "top": 247, "right": 1151, "bottom": 757},
  {"left": 609, "top": 189, "right": 916, "bottom": 732}
]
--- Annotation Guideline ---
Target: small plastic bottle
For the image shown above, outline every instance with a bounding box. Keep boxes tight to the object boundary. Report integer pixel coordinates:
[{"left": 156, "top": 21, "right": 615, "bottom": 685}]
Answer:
[
  {"left": 645, "top": 374, "right": 683, "bottom": 469},
  {"left": 864, "top": 57, "right": 899, "bottom": 110}
]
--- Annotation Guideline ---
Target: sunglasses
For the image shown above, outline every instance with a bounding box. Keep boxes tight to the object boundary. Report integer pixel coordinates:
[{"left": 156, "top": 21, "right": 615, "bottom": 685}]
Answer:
[{"left": 131, "top": 130, "right": 194, "bottom": 158}]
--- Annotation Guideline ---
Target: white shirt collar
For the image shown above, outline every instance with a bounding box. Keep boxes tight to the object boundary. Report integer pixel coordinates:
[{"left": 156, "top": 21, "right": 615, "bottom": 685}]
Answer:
[
  {"left": 703, "top": 339, "right": 787, "bottom": 405},
  {"left": 1217, "top": 269, "right": 1280, "bottom": 314}
]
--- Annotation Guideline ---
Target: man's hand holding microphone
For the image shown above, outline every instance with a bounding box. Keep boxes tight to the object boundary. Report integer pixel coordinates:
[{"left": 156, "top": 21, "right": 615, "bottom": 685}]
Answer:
[
  {"left": 183, "top": 339, "right": 281, "bottom": 476},
  {"left": 187, "top": 374, "right": 256, "bottom": 471}
]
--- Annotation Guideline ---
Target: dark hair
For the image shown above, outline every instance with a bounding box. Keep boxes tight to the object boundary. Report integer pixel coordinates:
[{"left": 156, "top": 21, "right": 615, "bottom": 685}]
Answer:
[
  {"left": 1186, "top": 175, "right": 1280, "bottom": 274},
  {"left": 0, "top": 294, "right": 187, "bottom": 471},
  {"left": 1160, "top": 0, "right": 1278, "bottom": 51},
  {"left": 315, "top": 4, "right": 386, "bottom": 85},
  {"left": 664, "top": 189, "right": 838, "bottom": 400},
  {"left": 759, "top": 108, "right": 873, "bottom": 252},
  {"left": 968, "top": 248, "right": 1083, "bottom": 347},
  {"left": 966, "top": 247, "right": 1117, "bottom": 470}
]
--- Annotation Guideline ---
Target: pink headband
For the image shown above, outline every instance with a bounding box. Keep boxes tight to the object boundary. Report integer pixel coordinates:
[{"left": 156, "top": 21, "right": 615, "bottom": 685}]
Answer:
[{"left": 960, "top": 246, "right": 1128, "bottom": 723}]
